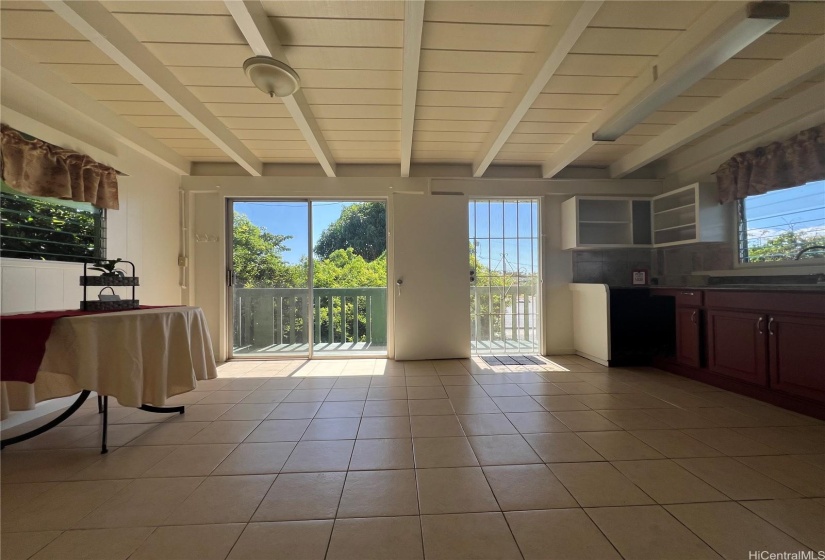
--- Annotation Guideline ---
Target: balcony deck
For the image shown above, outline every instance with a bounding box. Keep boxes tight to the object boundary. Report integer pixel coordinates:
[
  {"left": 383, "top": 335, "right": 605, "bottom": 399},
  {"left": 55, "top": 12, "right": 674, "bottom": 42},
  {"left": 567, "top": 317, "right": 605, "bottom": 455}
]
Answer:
[{"left": 234, "top": 342, "right": 387, "bottom": 357}]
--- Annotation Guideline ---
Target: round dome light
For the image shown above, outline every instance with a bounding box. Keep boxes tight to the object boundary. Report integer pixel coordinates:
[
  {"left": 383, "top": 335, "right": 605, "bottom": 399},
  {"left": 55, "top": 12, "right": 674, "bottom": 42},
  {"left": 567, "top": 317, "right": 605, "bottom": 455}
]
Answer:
[{"left": 243, "top": 56, "right": 301, "bottom": 98}]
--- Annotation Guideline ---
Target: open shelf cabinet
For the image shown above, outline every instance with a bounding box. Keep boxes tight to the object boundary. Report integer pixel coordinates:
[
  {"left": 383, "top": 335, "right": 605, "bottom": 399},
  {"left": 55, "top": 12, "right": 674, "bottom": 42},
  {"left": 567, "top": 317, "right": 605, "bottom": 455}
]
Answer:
[
  {"left": 651, "top": 183, "right": 731, "bottom": 247},
  {"left": 562, "top": 197, "right": 651, "bottom": 250},
  {"left": 561, "top": 183, "right": 732, "bottom": 250}
]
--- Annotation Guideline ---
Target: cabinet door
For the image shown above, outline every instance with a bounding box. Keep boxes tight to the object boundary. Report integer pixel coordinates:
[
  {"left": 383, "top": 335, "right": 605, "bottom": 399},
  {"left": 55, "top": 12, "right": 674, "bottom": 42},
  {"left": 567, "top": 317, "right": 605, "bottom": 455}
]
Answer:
[
  {"left": 768, "top": 314, "right": 825, "bottom": 402},
  {"left": 707, "top": 310, "right": 768, "bottom": 386},
  {"left": 676, "top": 307, "right": 701, "bottom": 367}
]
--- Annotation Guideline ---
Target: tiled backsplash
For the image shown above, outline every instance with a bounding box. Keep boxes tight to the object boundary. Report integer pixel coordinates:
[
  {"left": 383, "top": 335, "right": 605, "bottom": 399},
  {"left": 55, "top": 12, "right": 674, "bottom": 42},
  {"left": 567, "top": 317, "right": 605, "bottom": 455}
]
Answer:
[
  {"left": 572, "top": 243, "right": 736, "bottom": 287},
  {"left": 571, "top": 249, "right": 653, "bottom": 286},
  {"left": 652, "top": 243, "right": 735, "bottom": 286}
]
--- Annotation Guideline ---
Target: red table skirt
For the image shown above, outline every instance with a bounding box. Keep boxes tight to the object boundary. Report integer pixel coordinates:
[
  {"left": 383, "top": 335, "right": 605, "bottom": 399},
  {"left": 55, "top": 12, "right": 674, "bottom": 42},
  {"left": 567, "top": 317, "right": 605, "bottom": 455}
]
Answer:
[{"left": 1, "top": 306, "right": 175, "bottom": 384}]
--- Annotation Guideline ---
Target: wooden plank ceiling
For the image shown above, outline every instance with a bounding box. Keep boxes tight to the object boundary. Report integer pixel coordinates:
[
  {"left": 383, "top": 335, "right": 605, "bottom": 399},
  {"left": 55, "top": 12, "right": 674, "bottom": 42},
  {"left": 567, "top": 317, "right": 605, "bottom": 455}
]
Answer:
[{"left": 1, "top": 0, "right": 823, "bottom": 174}]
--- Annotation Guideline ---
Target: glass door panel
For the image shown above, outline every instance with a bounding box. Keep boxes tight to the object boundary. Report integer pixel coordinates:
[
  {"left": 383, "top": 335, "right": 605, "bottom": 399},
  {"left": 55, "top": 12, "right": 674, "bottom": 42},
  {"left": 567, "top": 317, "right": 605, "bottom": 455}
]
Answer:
[
  {"left": 470, "top": 199, "right": 540, "bottom": 355},
  {"left": 231, "top": 201, "right": 310, "bottom": 357},
  {"left": 311, "top": 201, "right": 387, "bottom": 356}
]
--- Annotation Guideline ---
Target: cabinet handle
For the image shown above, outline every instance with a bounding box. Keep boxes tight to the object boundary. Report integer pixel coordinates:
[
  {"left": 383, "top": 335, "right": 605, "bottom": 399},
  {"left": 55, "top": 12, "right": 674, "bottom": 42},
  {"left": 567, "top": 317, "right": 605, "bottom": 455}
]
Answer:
[
  {"left": 768, "top": 316, "right": 775, "bottom": 336},
  {"left": 681, "top": 292, "right": 695, "bottom": 296},
  {"left": 756, "top": 316, "right": 764, "bottom": 334},
  {"left": 691, "top": 310, "right": 697, "bottom": 324}
]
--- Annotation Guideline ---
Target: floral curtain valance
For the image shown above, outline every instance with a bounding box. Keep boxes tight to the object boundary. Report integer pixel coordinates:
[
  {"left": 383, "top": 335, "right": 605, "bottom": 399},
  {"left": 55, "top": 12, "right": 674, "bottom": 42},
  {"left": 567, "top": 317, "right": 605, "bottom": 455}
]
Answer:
[
  {"left": 0, "top": 124, "right": 120, "bottom": 210},
  {"left": 716, "top": 124, "right": 825, "bottom": 204}
]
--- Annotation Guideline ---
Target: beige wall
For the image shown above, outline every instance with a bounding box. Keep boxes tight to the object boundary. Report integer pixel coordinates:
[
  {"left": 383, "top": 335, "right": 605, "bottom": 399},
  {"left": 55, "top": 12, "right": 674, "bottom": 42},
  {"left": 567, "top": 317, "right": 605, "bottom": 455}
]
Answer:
[
  {"left": 0, "top": 110, "right": 182, "bottom": 313},
  {"left": 182, "top": 175, "right": 661, "bottom": 361}
]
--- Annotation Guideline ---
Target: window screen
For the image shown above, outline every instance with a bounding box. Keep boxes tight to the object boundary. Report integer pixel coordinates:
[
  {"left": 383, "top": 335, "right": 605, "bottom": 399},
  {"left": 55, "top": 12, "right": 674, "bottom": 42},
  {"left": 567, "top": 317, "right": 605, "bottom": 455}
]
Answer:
[{"left": 0, "top": 182, "right": 105, "bottom": 263}]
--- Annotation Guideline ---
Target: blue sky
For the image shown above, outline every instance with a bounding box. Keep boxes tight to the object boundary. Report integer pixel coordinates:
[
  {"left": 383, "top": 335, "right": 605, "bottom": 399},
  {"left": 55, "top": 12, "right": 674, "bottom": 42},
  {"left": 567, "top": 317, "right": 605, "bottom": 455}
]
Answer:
[
  {"left": 744, "top": 180, "right": 825, "bottom": 246},
  {"left": 470, "top": 200, "right": 539, "bottom": 275},
  {"left": 234, "top": 201, "right": 356, "bottom": 263}
]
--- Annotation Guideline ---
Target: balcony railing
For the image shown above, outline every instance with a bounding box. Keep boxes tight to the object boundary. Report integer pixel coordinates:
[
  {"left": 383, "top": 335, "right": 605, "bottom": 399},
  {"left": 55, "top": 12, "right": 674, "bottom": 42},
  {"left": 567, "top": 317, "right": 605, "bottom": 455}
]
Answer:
[
  {"left": 233, "top": 284, "right": 537, "bottom": 354},
  {"left": 471, "top": 284, "right": 539, "bottom": 353},
  {"left": 233, "top": 287, "right": 387, "bottom": 352}
]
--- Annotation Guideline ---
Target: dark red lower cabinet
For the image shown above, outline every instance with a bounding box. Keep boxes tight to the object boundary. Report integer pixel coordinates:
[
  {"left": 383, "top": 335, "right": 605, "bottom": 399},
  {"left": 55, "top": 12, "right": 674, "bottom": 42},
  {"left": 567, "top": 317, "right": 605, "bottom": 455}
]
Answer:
[
  {"left": 675, "top": 307, "right": 701, "bottom": 368},
  {"left": 707, "top": 309, "right": 768, "bottom": 386},
  {"left": 768, "top": 314, "right": 825, "bottom": 402}
]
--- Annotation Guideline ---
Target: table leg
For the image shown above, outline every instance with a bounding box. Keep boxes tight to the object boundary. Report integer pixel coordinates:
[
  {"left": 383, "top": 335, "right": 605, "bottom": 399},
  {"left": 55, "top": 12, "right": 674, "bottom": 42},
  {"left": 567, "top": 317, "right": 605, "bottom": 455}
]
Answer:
[
  {"left": 101, "top": 396, "right": 109, "bottom": 454},
  {"left": 0, "top": 390, "right": 92, "bottom": 450},
  {"left": 139, "top": 404, "right": 185, "bottom": 415}
]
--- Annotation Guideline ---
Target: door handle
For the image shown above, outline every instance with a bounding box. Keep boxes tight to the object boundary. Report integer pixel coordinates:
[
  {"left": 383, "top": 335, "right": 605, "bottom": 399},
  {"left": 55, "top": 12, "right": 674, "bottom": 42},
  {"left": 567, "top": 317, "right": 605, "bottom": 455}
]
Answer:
[
  {"left": 691, "top": 310, "right": 697, "bottom": 324},
  {"left": 756, "top": 316, "right": 764, "bottom": 334},
  {"left": 768, "top": 316, "right": 775, "bottom": 336}
]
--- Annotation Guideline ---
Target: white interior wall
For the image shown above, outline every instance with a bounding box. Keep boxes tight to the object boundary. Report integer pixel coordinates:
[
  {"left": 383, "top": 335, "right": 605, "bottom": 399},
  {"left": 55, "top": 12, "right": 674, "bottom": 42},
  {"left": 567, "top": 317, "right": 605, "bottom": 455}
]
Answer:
[
  {"left": 543, "top": 195, "right": 575, "bottom": 355},
  {"left": 0, "top": 109, "right": 182, "bottom": 313},
  {"left": 182, "top": 175, "right": 661, "bottom": 361}
]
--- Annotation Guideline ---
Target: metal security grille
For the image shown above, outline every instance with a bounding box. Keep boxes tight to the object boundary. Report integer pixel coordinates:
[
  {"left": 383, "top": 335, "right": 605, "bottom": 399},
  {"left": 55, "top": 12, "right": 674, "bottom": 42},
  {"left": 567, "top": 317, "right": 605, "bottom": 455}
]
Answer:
[
  {"left": 470, "top": 199, "right": 540, "bottom": 355},
  {"left": 0, "top": 187, "right": 105, "bottom": 263}
]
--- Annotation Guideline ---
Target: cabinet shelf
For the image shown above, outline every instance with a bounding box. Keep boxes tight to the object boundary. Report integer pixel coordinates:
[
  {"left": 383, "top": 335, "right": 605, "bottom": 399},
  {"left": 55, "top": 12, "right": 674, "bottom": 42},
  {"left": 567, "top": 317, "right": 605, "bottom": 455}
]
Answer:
[
  {"left": 654, "top": 203, "right": 695, "bottom": 216},
  {"left": 579, "top": 220, "right": 630, "bottom": 224},
  {"left": 654, "top": 222, "right": 696, "bottom": 233}
]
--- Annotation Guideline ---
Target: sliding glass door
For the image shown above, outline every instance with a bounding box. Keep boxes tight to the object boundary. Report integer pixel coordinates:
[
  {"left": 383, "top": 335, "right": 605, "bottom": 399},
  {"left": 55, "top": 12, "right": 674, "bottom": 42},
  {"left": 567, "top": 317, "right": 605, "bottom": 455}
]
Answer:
[
  {"left": 229, "top": 200, "right": 387, "bottom": 358},
  {"left": 231, "top": 201, "right": 311, "bottom": 357}
]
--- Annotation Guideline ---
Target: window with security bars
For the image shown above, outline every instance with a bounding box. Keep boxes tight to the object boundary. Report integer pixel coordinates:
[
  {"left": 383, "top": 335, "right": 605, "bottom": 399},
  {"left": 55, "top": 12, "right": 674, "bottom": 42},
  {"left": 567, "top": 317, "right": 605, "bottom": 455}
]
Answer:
[
  {"left": 0, "top": 182, "right": 105, "bottom": 263},
  {"left": 738, "top": 180, "right": 825, "bottom": 264},
  {"left": 469, "top": 199, "right": 540, "bottom": 355}
]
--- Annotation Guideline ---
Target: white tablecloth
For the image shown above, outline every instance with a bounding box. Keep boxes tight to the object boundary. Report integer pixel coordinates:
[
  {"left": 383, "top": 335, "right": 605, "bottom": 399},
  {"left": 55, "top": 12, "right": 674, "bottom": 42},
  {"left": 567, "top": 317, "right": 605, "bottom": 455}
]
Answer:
[{"left": 1, "top": 306, "right": 217, "bottom": 418}]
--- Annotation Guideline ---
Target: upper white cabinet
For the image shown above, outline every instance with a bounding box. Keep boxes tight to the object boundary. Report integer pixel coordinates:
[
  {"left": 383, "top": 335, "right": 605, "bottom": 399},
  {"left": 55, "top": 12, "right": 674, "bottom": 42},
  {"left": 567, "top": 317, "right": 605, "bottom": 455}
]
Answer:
[
  {"left": 562, "top": 197, "right": 652, "bottom": 250},
  {"left": 651, "top": 183, "right": 731, "bottom": 247},
  {"left": 561, "top": 184, "right": 731, "bottom": 250}
]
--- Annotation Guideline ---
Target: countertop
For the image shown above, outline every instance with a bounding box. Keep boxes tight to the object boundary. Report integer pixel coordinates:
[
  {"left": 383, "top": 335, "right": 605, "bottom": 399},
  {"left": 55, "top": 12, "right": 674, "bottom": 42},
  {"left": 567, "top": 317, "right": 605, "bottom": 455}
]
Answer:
[
  {"left": 651, "top": 284, "right": 825, "bottom": 293},
  {"left": 575, "top": 284, "right": 825, "bottom": 293}
]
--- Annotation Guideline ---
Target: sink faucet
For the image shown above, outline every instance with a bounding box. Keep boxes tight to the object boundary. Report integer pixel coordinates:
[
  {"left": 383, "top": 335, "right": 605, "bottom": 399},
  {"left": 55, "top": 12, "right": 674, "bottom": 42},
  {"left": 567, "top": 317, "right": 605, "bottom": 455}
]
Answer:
[{"left": 794, "top": 245, "right": 825, "bottom": 260}]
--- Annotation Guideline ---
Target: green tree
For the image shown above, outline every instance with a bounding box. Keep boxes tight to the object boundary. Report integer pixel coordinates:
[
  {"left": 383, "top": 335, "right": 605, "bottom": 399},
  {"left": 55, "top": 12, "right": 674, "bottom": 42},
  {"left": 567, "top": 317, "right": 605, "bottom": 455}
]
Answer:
[
  {"left": 232, "top": 211, "right": 297, "bottom": 288},
  {"left": 313, "top": 248, "right": 387, "bottom": 343},
  {"left": 0, "top": 186, "right": 102, "bottom": 263},
  {"left": 314, "top": 202, "right": 386, "bottom": 262},
  {"left": 314, "top": 248, "right": 387, "bottom": 288},
  {"left": 747, "top": 230, "right": 825, "bottom": 262}
]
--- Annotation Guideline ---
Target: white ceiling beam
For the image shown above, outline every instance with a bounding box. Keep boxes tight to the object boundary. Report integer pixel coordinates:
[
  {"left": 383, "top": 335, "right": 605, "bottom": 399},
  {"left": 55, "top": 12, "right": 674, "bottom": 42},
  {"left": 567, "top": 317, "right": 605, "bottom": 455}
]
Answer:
[
  {"left": 46, "top": 0, "right": 263, "bottom": 176},
  {"left": 662, "top": 82, "right": 825, "bottom": 188},
  {"left": 225, "top": 0, "right": 336, "bottom": 177},
  {"left": 611, "top": 35, "right": 825, "bottom": 178},
  {"left": 541, "top": 1, "right": 776, "bottom": 179},
  {"left": 400, "top": 0, "right": 425, "bottom": 178},
  {"left": 1, "top": 41, "right": 190, "bottom": 175},
  {"left": 472, "top": 1, "right": 602, "bottom": 178}
]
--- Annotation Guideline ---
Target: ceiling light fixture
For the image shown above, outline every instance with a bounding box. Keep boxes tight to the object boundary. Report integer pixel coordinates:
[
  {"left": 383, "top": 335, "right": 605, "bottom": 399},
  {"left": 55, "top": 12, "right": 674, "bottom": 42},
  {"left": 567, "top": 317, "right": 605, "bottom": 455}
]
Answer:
[
  {"left": 592, "top": 1, "right": 789, "bottom": 142},
  {"left": 243, "top": 56, "right": 301, "bottom": 98}
]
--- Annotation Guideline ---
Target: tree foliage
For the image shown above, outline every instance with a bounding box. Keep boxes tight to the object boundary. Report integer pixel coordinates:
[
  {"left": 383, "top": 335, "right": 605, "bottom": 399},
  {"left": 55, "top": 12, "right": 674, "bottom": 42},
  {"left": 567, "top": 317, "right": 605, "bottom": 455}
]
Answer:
[
  {"left": 746, "top": 230, "right": 825, "bottom": 262},
  {"left": 232, "top": 212, "right": 299, "bottom": 288},
  {"left": 314, "top": 248, "right": 387, "bottom": 288},
  {"left": 314, "top": 202, "right": 386, "bottom": 262},
  {"left": 0, "top": 188, "right": 101, "bottom": 262}
]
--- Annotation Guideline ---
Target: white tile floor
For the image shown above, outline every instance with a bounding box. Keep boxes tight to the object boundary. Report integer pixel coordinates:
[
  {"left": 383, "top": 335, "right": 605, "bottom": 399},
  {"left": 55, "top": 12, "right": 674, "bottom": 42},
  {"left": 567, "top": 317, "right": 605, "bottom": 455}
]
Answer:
[{"left": 1, "top": 356, "right": 824, "bottom": 560}]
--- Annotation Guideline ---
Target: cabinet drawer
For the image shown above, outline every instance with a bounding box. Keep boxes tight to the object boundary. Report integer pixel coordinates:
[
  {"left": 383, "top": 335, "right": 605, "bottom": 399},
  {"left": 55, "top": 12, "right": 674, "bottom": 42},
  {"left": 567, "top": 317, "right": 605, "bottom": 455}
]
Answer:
[{"left": 675, "top": 290, "right": 703, "bottom": 307}]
